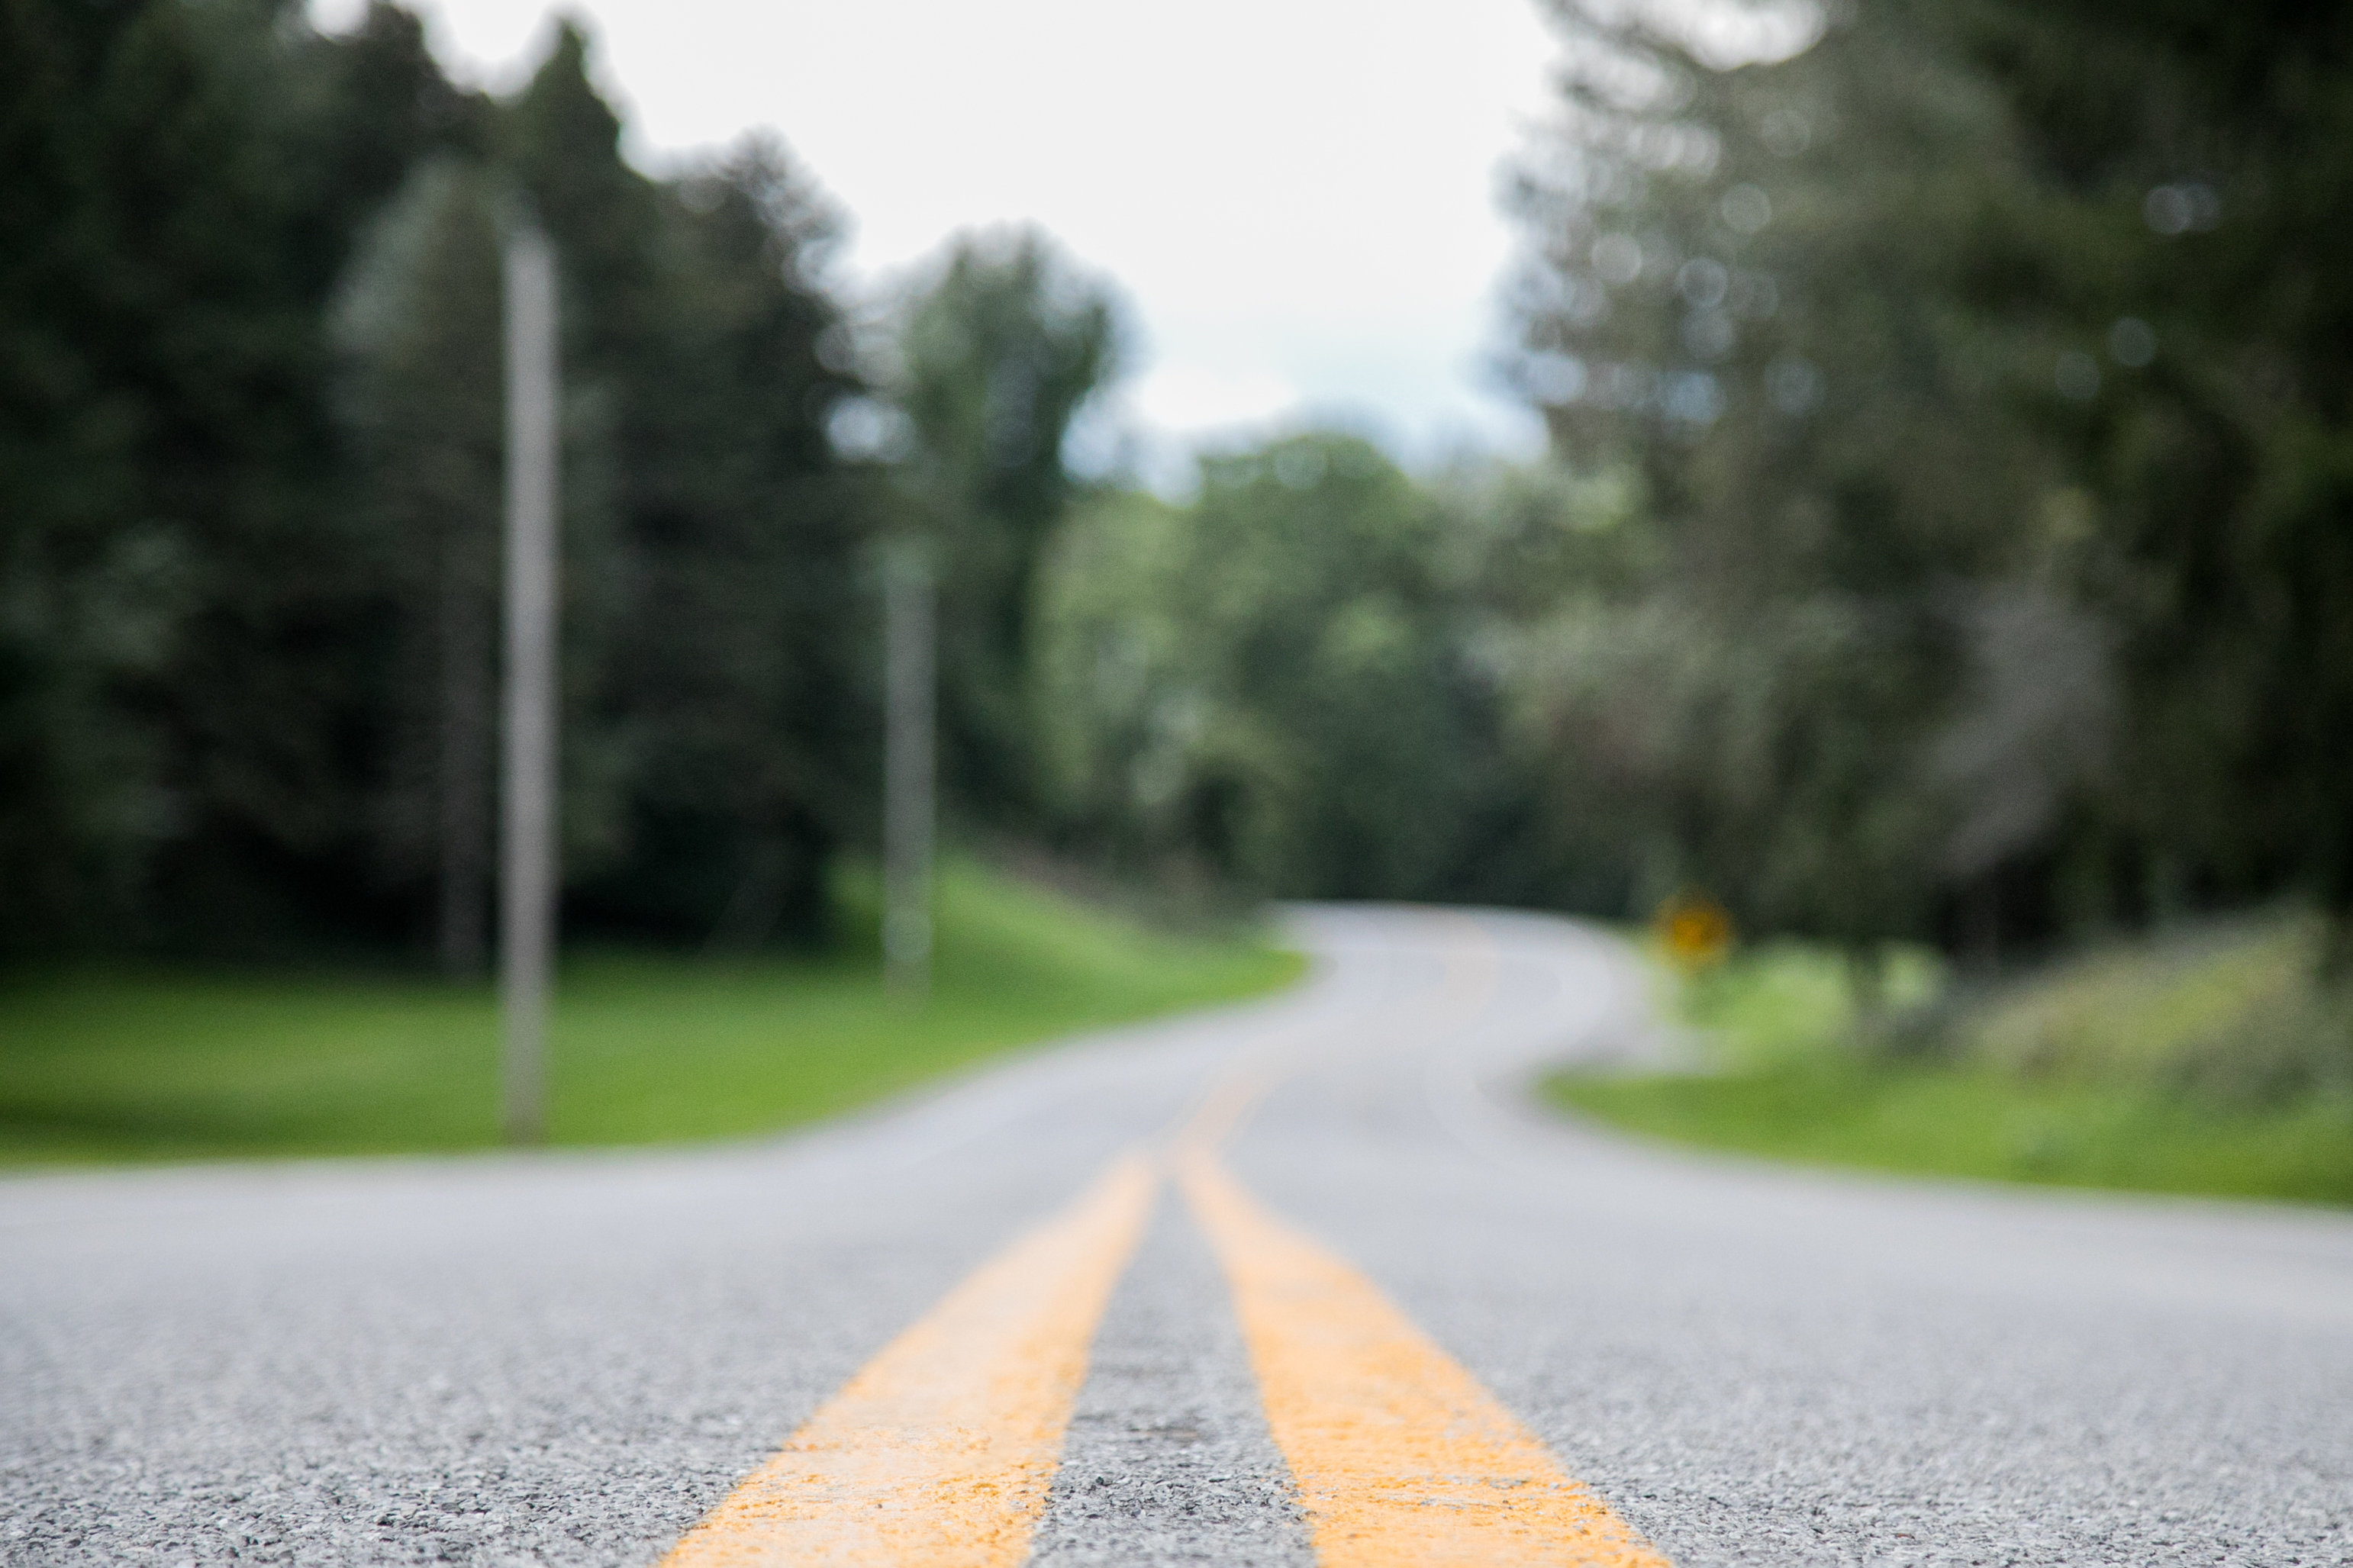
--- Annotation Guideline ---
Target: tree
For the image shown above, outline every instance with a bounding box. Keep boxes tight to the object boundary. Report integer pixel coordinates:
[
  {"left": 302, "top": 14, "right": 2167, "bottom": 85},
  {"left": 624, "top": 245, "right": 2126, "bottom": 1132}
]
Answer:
[
  {"left": 1498, "top": 0, "right": 2353, "bottom": 974},
  {"left": 3, "top": 5, "right": 872, "bottom": 958},
  {"left": 1036, "top": 433, "right": 1512, "bottom": 900},
  {"left": 1498, "top": 0, "right": 2136, "bottom": 963},
  {"left": 892, "top": 228, "right": 1123, "bottom": 823},
  {"left": 569, "top": 134, "right": 869, "bottom": 946},
  {"left": 331, "top": 156, "right": 506, "bottom": 974},
  {"left": 1957, "top": 1, "right": 2353, "bottom": 955},
  {"left": 0, "top": 0, "right": 483, "bottom": 953}
]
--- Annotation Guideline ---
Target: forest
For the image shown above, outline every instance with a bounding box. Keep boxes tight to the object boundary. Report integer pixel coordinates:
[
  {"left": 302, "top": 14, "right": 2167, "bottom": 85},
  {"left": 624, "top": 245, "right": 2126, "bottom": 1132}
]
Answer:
[{"left": 6, "top": 0, "right": 2351, "bottom": 995}]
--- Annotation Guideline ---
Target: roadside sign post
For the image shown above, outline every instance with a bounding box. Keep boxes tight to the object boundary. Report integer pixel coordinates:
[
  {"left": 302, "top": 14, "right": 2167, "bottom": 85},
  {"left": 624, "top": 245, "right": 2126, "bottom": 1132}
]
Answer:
[
  {"left": 501, "top": 220, "right": 559, "bottom": 1144},
  {"left": 882, "top": 535, "right": 935, "bottom": 1000}
]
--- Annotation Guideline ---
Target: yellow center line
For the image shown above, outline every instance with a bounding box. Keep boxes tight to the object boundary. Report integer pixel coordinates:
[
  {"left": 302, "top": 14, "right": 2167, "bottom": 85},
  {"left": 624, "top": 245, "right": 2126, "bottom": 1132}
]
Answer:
[
  {"left": 1179, "top": 1150, "right": 1669, "bottom": 1566},
  {"left": 657, "top": 1151, "right": 1159, "bottom": 1567},
  {"left": 1178, "top": 923, "right": 1672, "bottom": 1567}
]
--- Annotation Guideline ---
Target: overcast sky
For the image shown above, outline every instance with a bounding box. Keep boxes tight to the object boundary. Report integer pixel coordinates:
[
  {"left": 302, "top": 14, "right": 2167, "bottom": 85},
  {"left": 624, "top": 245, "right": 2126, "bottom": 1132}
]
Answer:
[{"left": 311, "top": 0, "right": 1568, "bottom": 481}]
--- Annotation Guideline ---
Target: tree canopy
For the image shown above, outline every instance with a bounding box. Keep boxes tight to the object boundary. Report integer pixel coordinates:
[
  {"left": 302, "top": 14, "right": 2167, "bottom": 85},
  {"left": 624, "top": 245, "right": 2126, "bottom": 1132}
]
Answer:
[
  {"left": 5, "top": 0, "right": 2345, "bottom": 975},
  {"left": 3, "top": 2, "right": 865, "bottom": 958}
]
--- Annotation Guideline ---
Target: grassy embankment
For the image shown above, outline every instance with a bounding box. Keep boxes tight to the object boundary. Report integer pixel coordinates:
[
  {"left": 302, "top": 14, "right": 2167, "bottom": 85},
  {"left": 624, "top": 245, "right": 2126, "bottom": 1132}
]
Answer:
[
  {"left": 1549, "top": 915, "right": 2353, "bottom": 1205},
  {"left": 0, "top": 861, "right": 1301, "bottom": 1165}
]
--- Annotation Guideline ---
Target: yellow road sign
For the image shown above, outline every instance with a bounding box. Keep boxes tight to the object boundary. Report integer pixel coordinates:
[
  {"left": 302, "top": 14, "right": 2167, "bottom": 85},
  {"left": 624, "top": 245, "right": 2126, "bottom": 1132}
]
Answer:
[{"left": 1655, "top": 891, "right": 1734, "bottom": 971}]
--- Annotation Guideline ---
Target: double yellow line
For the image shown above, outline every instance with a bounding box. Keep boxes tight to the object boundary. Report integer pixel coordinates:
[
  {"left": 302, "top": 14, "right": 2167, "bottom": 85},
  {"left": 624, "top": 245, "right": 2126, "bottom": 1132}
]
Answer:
[{"left": 662, "top": 945, "right": 1669, "bottom": 1566}]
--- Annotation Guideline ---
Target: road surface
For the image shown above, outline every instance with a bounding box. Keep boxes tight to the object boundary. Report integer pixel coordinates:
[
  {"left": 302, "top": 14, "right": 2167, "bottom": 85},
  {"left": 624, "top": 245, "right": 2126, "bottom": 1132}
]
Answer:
[{"left": 5, "top": 906, "right": 2350, "bottom": 1565}]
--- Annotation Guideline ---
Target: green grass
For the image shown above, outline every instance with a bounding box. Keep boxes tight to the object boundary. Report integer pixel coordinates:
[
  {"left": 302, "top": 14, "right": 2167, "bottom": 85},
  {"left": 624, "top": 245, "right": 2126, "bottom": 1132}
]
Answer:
[
  {"left": 1671, "top": 940, "right": 1945, "bottom": 1072},
  {"left": 1549, "top": 925, "right": 2353, "bottom": 1206},
  {"left": 1958, "top": 917, "right": 2350, "bottom": 1103},
  {"left": 1555, "top": 1059, "right": 2353, "bottom": 1205},
  {"left": 0, "top": 861, "right": 1301, "bottom": 1165}
]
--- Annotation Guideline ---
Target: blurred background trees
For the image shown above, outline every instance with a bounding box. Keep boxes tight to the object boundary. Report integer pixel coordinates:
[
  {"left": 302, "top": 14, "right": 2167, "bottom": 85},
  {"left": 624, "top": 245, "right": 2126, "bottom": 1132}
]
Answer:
[
  {"left": 1035, "top": 433, "right": 1518, "bottom": 902},
  {"left": 1475, "top": 0, "right": 2353, "bottom": 971},
  {"left": 3, "top": 0, "right": 2348, "bottom": 982},
  {"left": 331, "top": 155, "right": 506, "bottom": 974},
  {"left": 890, "top": 229, "right": 1123, "bottom": 827},
  {"left": 5, "top": 0, "right": 483, "bottom": 955},
  {"left": 4, "top": 1, "right": 863, "bottom": 958}
]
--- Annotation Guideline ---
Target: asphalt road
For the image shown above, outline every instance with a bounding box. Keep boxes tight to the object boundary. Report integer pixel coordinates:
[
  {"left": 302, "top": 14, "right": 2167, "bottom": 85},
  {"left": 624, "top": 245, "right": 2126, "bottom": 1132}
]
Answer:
[{"left": 5, "top": 906, "right": 2350, "bottom": 1566}]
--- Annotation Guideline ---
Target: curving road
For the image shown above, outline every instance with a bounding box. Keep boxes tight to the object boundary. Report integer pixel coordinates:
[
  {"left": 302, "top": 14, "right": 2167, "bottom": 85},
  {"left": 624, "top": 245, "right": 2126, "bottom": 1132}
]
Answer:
[{"left": 5, "top": 906, "right": 2350, "bottom": 1565}]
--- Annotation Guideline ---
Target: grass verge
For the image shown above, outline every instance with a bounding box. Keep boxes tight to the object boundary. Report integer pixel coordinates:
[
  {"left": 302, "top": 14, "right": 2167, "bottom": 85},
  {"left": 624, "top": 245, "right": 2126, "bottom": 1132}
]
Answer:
[
  {"left": 0, "top": 861, "right": 1301, "bottom": 1166},
  {"left": 1548, "top": 924, "right": 2353, "bottom": 1206}
]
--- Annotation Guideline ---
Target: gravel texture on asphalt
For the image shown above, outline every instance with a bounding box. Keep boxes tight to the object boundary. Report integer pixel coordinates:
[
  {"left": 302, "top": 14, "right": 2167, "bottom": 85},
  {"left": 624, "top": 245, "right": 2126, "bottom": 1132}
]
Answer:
[
  {"left": 1027, "top": 1194, "right": 1310, "bottom": 1566},
  {"left": 5, "top": 906, "right": 2349, "bottom": 1566}
]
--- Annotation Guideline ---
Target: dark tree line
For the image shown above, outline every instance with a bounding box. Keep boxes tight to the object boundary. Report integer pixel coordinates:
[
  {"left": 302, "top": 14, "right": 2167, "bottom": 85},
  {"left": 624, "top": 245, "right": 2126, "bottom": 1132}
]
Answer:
[
  {"left": 1478, "top": 0, "right": 2353, "bottom": 966},
  {"left": 2, "top": 1, "right": 868, "bottom": 961},
  {"left": 1027, "top": 0, "right": 2353, "bottom": 977},
  {"left": 8, "top": 0, "right": 2347, "bottom": 974}
]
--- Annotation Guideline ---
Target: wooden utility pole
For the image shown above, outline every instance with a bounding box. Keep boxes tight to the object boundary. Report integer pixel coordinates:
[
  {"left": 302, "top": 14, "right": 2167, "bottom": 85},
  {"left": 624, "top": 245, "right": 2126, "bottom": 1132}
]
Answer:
[
  {"left": 501, "top": 221, "right": 559, "bottom": 1144},
  {"left": 883, "top": 536, "right": 935, "bottom": 1000}
]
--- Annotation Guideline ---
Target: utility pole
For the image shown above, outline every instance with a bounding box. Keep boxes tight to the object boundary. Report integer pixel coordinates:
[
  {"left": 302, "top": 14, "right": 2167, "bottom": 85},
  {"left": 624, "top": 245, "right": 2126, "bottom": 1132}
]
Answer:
[
  {"left": 882, "top": 536, "right": 935, "bottom": 1000},
  {"left": 501, "top": 220, "right": 559, "bottom": 1144}
]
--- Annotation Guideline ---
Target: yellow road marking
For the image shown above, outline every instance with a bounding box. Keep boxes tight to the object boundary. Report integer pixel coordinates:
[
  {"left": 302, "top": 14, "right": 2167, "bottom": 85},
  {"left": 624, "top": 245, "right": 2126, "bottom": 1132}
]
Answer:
[
  {"left": 662, "top": 918, "right": 1655, "bottom": 1565},
  {"left": 1178, "top": 1151, "right": 1669, "bottom": 1566},
  {"left": 658, "top": 1152, "right": 1158, "bottom": 1567}
]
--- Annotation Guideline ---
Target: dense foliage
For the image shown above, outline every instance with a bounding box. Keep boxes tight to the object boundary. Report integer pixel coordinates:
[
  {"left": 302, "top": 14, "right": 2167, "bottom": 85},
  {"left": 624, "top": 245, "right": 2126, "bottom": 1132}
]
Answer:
[
  {"left": 3, "top": 1, "right": 866, "bottom": 961},
  {"left": 888, "top": 230, "right": 1123, "bottom": 823},
  {"left": 5, "top": 0, "right": 2347, "bottom": 978},
  {"left": 1022, "top": 0, "right": 2353, "bottom": 974},
  {"left": 1037, "top": 435, "right": 1526, "bottom": 902},
  {"left": 1478, "top": 0, "right": 2353, "bottom": 963}
]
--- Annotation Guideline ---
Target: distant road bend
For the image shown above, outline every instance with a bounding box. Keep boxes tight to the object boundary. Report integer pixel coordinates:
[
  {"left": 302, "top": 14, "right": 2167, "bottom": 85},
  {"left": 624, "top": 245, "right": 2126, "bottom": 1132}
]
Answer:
[{"left": 5, "top": 906, "right": 2350, "bottom": 1565}]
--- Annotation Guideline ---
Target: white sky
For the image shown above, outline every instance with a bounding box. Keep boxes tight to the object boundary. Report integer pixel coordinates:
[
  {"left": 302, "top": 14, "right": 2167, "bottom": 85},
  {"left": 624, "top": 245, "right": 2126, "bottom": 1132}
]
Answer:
[{"left": 311, "top": 0, "right": 1568, "bottom": 481}]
